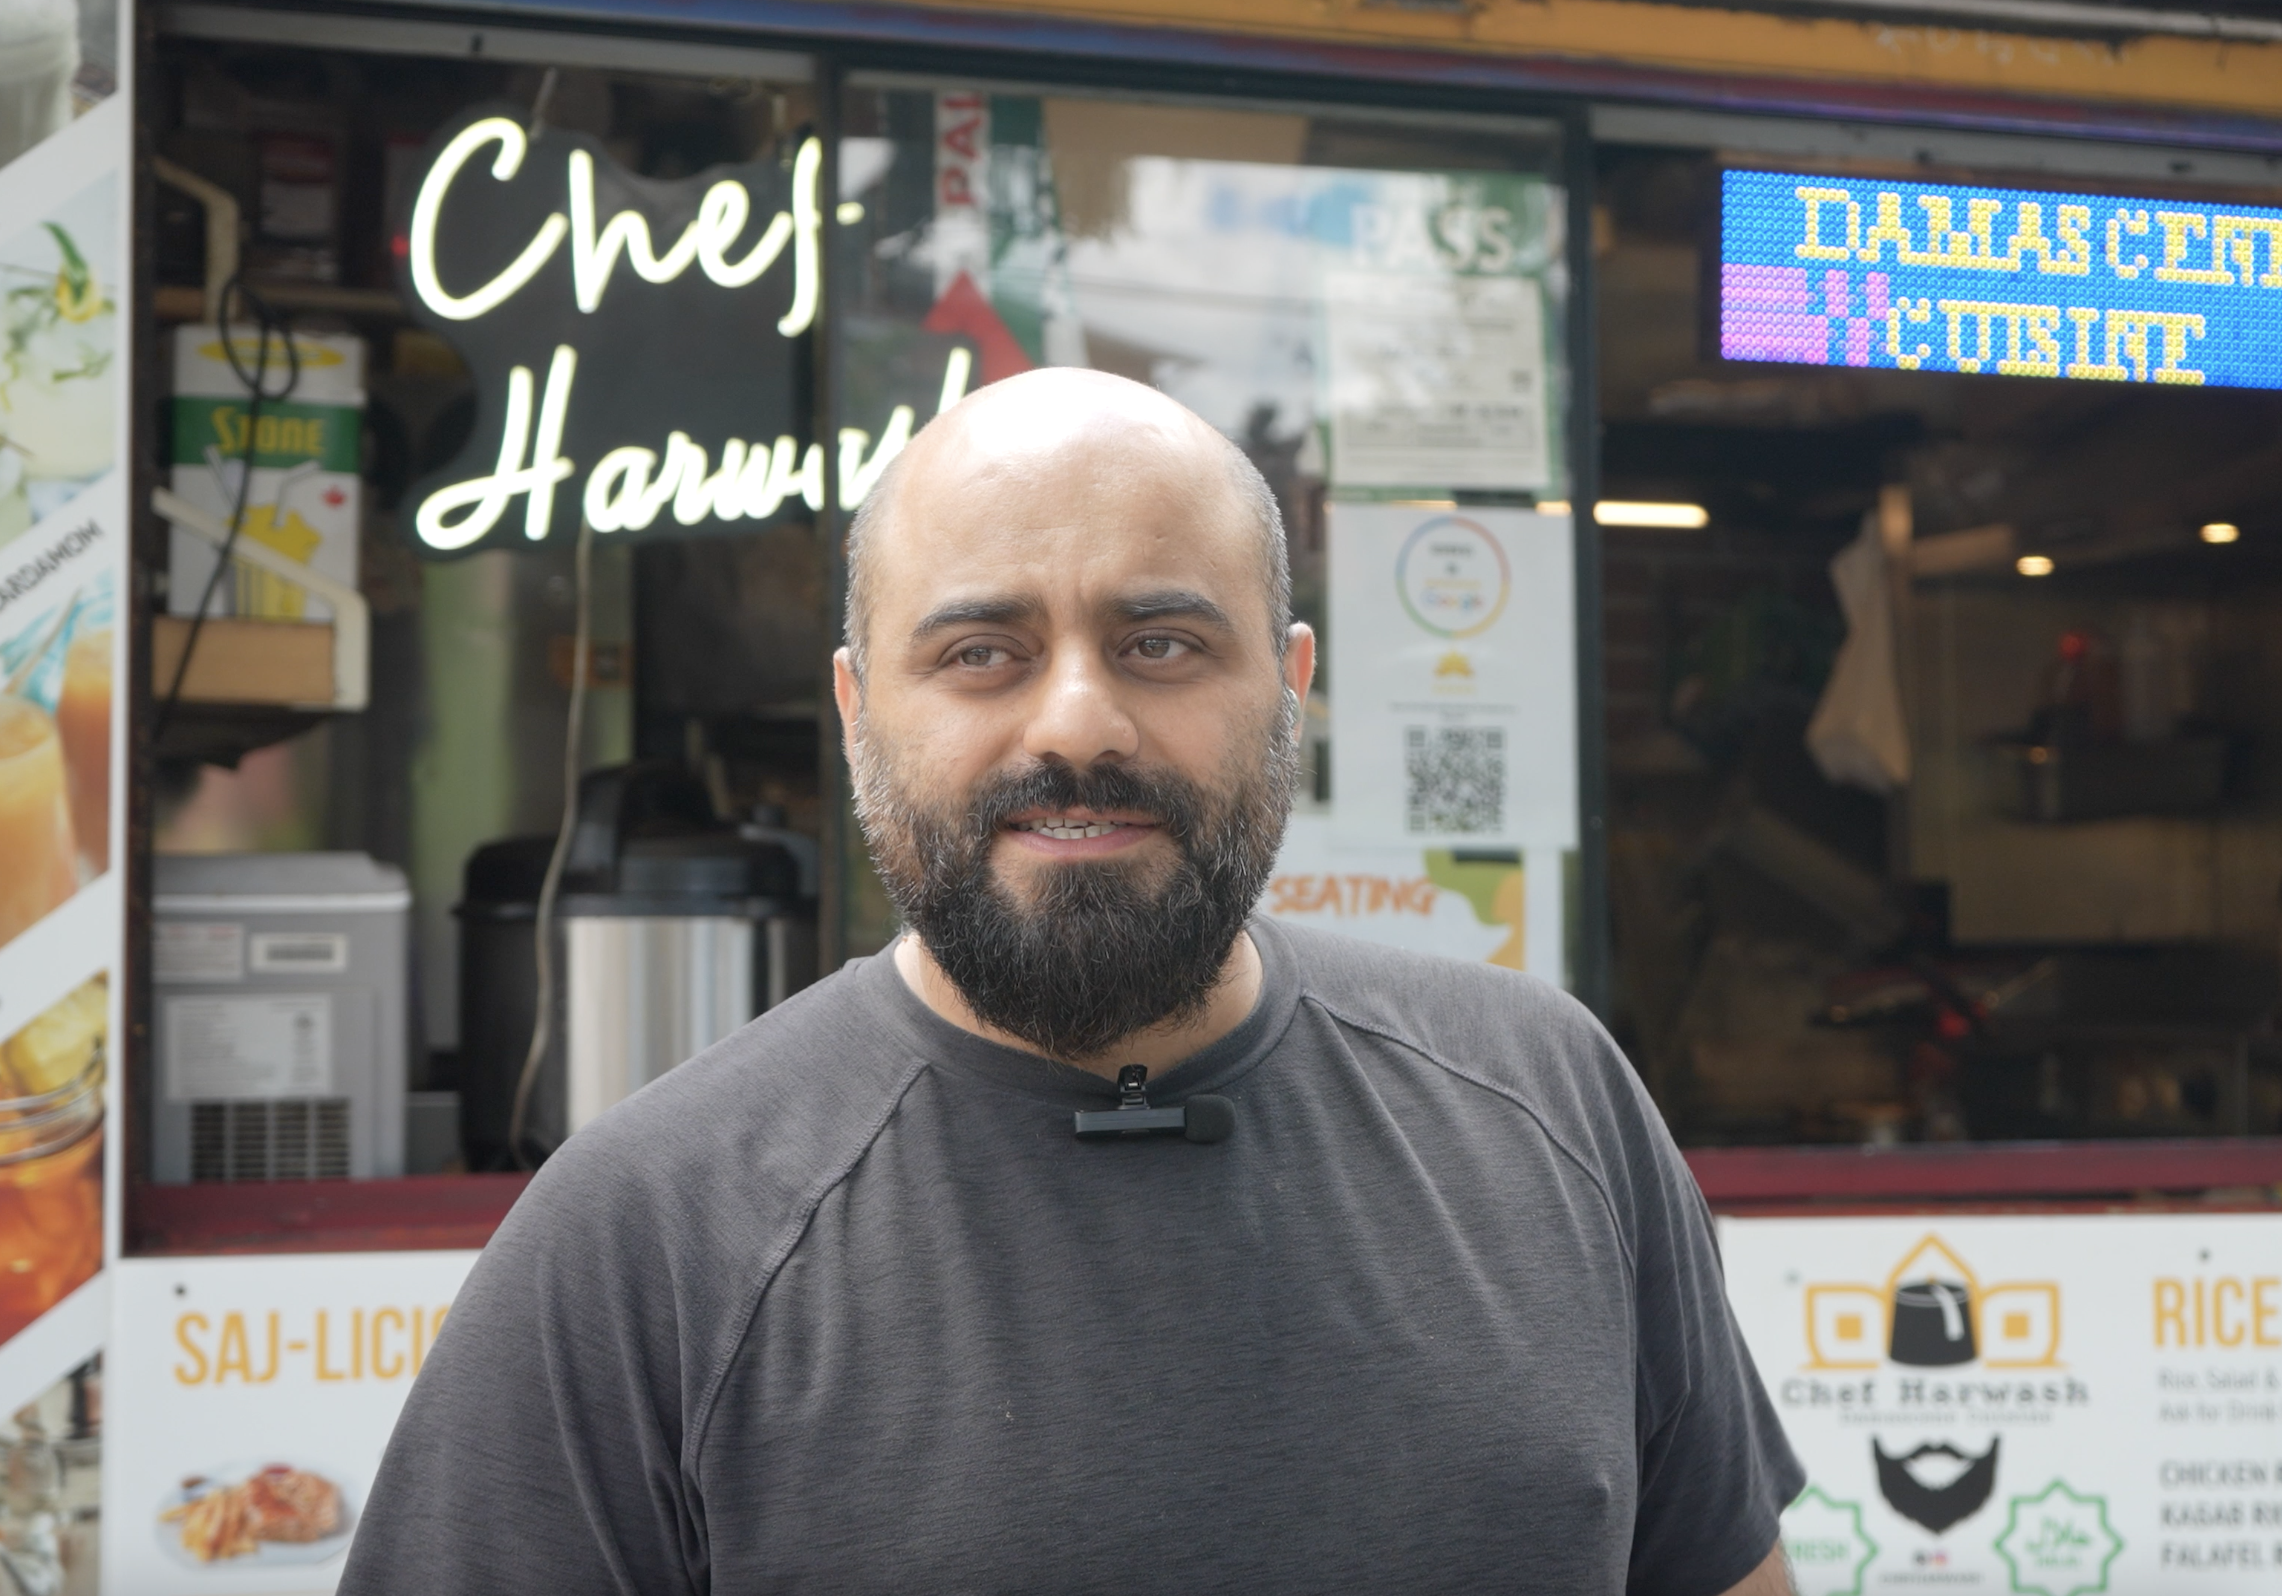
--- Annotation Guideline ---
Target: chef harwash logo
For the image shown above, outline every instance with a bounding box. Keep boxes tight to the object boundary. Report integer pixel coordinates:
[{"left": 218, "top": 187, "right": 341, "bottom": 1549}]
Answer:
[
  {"left": 1796, "top": 1236, "right": 2072, "bottom": 1547},
  {"left": 1805, "top": 1234, "right": 2060, "bottom": 1372}
]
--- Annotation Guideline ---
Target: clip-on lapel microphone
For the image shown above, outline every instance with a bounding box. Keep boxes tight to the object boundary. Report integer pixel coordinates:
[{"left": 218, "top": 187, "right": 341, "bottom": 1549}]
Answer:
[{"left": 1073, "top": 1066, "right": 1234, "bottom": 1144}]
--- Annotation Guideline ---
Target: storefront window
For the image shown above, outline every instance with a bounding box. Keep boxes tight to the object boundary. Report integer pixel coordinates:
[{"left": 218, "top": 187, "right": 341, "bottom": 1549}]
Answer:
[
  {"left": 1597, "top": 139, "right": 2282, "bottom": 1148},
  {"left": 142, "top": 34, "right": 824, "bottom": 1189},
  {"left": 836, "top": 85, "right": 1579, "bottom": 982}
]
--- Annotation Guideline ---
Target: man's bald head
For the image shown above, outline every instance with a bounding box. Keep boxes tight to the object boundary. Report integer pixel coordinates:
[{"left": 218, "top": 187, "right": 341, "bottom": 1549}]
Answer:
[{"left": 843, "top": 369, "right": 1290, "bottom": 680}]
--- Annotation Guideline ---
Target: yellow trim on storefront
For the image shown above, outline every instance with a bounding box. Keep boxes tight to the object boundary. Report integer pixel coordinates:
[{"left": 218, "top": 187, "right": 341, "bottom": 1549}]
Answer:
[{"left": 896, "top": 0, "right": 2282, "bottom": 123}]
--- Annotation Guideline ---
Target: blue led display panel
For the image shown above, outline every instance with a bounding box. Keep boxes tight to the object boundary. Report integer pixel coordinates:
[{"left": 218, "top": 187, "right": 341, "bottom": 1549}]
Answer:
[{"left": 1720, "top": 168, "right": 2282, "bottom": 389}]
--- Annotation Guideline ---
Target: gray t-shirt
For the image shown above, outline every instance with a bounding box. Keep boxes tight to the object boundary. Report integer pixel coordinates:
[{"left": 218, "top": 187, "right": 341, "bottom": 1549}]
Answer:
[{"left": 344, "top": 918, "right": 1800, "bottom": 1595}]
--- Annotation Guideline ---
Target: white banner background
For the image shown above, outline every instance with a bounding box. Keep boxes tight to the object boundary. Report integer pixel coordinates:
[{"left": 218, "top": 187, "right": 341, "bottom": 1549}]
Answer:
[
  {"left": 103, "top": 1250, "right": 480, "bottom": 1594},
  {"left": 1723, "top": 1213, "right": 2282, "bottom": 1596}
]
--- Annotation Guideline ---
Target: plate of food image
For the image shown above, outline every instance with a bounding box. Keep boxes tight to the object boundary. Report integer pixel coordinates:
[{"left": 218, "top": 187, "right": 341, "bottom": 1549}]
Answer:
[{"left": 157, "top": 1461, "right": 358, "bottom": 1567}]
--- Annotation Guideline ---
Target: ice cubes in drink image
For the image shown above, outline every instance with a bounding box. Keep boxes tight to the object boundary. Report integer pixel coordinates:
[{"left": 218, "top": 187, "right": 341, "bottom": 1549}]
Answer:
[{"left": 0, "top": 176, "right": 117, "bottom": 540}]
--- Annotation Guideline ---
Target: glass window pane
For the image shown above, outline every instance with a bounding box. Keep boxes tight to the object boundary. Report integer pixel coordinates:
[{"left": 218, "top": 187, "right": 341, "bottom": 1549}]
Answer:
[{"left": 836, "top": 87, "right": 1577, "bottom": 983}]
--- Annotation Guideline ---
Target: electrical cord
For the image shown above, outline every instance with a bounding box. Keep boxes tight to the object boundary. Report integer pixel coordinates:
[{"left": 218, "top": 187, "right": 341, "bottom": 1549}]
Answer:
[
  {"left": 154, "top": 279, "right": 301, "bottom": 740},
  {"left": 508, "top": 513, "right": 593, "bottom": 1170}
]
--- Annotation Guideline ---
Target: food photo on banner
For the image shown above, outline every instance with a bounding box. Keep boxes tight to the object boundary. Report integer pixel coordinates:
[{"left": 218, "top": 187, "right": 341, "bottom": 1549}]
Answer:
[
  {"left": 0, "top": 0, "right": 130, "bottom": 1586},
  {"left": 0, "top": 173, "right": 117, "bottom": 956},
  {"left": 1722, "top": 1213, "right": 2282, "bottom": 1596},
  {"left": 104, "top": 1251, "right": 478, "bottom": 1592}
]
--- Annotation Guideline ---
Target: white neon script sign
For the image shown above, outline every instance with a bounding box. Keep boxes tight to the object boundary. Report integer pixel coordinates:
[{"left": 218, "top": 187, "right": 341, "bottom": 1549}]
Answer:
[
  {"left": 414, "top": 351, "right": 961, "bottom": 554},
  {"left": 407, "top": 119, "right": 953, "bottom": 552},
  {"left": 408, "top": 116, "right": 821, "bottom": 330}
]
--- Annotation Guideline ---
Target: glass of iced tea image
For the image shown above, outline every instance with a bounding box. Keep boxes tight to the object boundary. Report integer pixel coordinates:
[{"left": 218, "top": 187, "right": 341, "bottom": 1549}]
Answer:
[
  {"left": 0, "top": 976, "right": 105, "bottom": 1341},
  {"left": 55, "top": 627, "right": 110, "bottom": 876},
  {"left": 0, "top": 695, "right": 77, "bottom": 947}
]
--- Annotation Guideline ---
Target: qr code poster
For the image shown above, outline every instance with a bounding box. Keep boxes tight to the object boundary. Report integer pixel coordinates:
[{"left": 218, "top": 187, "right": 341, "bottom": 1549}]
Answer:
[{"left": 1327, "top": 504, "right": 1577, "bottom": 850}]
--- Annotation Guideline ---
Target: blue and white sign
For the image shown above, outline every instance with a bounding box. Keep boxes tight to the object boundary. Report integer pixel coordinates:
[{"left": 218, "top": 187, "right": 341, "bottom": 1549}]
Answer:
[{"left": 1720, "top": 168, "right": 2282, "bottom": 389}]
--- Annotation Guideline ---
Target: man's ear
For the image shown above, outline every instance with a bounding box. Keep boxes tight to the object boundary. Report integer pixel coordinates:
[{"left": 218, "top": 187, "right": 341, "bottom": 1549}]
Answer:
[
  {"left": 832, "top": 648, "right": 863, "bottom": 757},
  {"left": 1283, "top": 624, "right": 1318, "bottom": 718}
]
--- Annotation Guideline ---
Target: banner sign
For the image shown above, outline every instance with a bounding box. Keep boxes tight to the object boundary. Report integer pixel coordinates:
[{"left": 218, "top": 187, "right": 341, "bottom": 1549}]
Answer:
[
  {"left": 1326, "top": 504, "right": 1577, "bottom": 852},
  {"left": 1263, "top": 815, "right": 1569, "bottom": 986},
  {"left": 1721, "top": 168, "right": 2282, "bottom": 389},
  {"left": 1723, "top": 1213, "right": 2282, "bottom": 1596},
  {"left": 398, "top": 107, "right": 937, "bottom": 556},
  {"left": 103, "top": 1250, "right": 480, "bottom": 1593},
  {"left": 0, "top": 0, "right": 128, "bottom": 1422}
]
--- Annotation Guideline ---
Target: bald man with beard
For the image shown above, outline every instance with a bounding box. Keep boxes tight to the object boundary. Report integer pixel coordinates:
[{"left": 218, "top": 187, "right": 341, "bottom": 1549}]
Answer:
[{"left": 345, "top": 370, "right": 1803, "bottom": 1596}]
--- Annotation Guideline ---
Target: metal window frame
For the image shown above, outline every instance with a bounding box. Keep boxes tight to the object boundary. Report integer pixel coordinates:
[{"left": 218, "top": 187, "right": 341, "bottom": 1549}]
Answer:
[
  {"left": 155, "top": 2, "right": 814, "bottom": 80},
  {"left": 1592, "top": 101, "right": 2282, "bottom": 188}
]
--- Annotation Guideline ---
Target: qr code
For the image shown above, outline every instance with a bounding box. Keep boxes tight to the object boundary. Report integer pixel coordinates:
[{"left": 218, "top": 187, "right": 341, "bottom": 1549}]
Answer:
[{"left": 1405, "top": 726, "right": 1505, "bottom": 834}]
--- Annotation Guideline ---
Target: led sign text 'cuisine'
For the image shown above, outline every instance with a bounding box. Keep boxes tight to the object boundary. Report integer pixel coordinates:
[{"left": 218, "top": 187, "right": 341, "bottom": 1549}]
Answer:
[
  {"left": 401, "top": 114, "right": 951, "bottom": 553},
  {"left": 1719, "top": 168, "right": 2282, "bottom": 391}
]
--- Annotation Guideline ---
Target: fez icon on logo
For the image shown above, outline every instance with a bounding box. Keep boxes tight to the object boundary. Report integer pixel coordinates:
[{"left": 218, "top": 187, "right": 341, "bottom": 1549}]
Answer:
[
  {"left": 1804, "top": 1235, "right": 2060, "bottom": 1370},
  {"left": 1873, "top": 1438, "right": 2000, "bottom": 1535}
]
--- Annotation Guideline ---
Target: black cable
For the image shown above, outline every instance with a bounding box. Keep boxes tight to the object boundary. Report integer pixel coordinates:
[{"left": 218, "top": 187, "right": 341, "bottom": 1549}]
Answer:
[
  {"left": 508, "top": 513, "right": 594, "bottom": 1171},
  {"left": 154, "top": 278, "right": 301, "bottom": 740}
]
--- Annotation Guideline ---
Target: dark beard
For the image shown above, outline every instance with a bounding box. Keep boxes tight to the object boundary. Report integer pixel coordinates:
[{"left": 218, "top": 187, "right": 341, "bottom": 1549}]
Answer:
[
  {"left": 853, "top": 698, "right": 1297, "bottom": 1060},
  {"left": 1874, "top": 1439, "right": 1999, "bottom": 1534}
]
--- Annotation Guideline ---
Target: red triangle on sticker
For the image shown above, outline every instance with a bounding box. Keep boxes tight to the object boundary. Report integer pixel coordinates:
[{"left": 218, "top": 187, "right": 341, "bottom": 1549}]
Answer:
[{"left": 922, "top": 271, "right": 1035, "bottom": 386}]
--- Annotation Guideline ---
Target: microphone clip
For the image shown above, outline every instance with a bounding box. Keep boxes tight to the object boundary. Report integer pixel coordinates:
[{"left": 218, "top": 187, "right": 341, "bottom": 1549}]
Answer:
[{"left": 1073, "top": 1066, "right": 1233, "bottom": 1145}]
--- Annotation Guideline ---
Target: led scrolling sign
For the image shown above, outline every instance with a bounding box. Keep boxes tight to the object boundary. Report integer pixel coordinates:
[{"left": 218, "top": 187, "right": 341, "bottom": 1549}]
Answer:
[
  {"left": 398, "top": 109, "right": 957, "bottom": 555},
  {"left": 1720, "top": 168, "right": 2282, "bottom": 390}
]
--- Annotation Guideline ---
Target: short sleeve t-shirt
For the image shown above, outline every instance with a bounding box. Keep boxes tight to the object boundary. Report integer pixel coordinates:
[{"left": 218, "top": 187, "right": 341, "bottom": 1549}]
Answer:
[{"left": 343, "top": 918, "right": 1801, "bottom": 1596}]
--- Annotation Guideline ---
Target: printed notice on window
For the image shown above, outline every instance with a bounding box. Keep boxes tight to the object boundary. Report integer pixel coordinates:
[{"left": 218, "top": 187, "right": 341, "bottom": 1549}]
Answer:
[
  {"left": 1323, "top": 271, "right": 1550, "bottom": 491},
  {"left": 1327, "top": 503, "right": 1576, "bottom": 851},
  {"left": 163, "top": 993, "right": 333, "bottom": 1100}
]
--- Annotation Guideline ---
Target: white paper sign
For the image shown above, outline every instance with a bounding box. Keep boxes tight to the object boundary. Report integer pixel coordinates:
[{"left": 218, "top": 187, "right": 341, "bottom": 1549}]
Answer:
[
  {"left": 1328, "top": 504, "right": 1577, "bottom": 850},
  {"left": 1323, "top": 270, "right": 1550, "bottom": 490},
  {"left": 104, "top": 1250, "right": 481, "bottom": 1594},
  {"left": 163, "top": 993, "right": 334, "bottom": 1100},
  {"left": 1722, "top": 1213, "right": 2282, "bottom": 1596}
]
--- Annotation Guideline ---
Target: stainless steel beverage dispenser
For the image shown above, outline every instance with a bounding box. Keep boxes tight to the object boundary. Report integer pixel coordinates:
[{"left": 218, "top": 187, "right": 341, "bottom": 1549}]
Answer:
[{"left": 455, "top": 765, "right": 814, "bottom": 1166}]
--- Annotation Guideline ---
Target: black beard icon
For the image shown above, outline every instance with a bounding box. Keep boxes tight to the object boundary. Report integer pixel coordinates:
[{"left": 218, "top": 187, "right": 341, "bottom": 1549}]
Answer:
[{"left": 1874, "top": 1438, "right": 2000, "bottom": 1533}]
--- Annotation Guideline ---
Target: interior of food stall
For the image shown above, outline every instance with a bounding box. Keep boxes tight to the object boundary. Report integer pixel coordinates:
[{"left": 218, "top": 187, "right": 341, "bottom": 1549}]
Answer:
[
  {"left": 124, "top": 18, "right": 2282, "bottom": 1250},
  {"left": 132, "top": 25, "right": 1587, "bottom": 1243},
  {"left": 1593, "top": 139, "right": 2282, "bottom": 1152},
  {"left": 142, "top": 32, "right": 826, "bottom": 1200}
]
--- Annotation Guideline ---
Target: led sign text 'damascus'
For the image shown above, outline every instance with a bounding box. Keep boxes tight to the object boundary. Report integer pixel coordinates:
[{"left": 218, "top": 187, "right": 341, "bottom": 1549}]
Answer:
[
  {"left": 400, "top": 110, "right": 935, "bottom": 554},
  {"left": 1720, "top": 169, "right": 2282, "bottom": 390}
]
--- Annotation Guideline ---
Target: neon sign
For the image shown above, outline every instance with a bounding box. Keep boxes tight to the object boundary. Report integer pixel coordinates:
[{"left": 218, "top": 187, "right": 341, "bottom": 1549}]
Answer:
[
  {"left": 1719, "top": 168, "right": 2282, "bottom": 390},
  {"left": 398, "top": 109, "right": 956, "bottom": 555}
]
